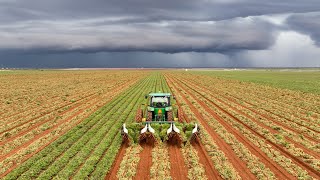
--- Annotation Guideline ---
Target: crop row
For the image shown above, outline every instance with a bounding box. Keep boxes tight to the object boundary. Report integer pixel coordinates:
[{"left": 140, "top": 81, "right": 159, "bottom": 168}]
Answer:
[
  {"left": 168, "top": 74, "right": 319, "bottom": 179},
  {"left": 191, "top": 71, "right": 320, "bottom": 113},
  {"left": 167, "top": 76, "right": 268, "bottom": 179},
  {"left": 0, "top": 76, "right": 142, "bottom": 175},
  {"left": 183, "top": 72, "right": 320, "bottom": 123},
  {"left": 175, "top": 76, "right": 320, "bottom": 156},
  {"left": 150, "top": 144, "right": 171, "bottom": 179},
  {"left": 0, "top": 71, "right": 145, "bottom": 118},
  {"left": 201, "top": 83, "right": 319, "bottom": 155},
  {"left": 116, "top": 145, "right": 142, "bottom": 179},
  {"left": 3, "top": 73, "right": 160, "bottom": 179},
  {"left": 174, "top": 75, "right": 320, "bottom": 164},
  {"left": 181, "top": 145, "right": 207, "bottom": 179}
]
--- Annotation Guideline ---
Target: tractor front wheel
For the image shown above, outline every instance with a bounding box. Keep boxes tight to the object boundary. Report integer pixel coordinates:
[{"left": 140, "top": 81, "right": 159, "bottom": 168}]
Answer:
[
  {"left": 147, "top": 111, "right": 153, "bottom": 121},
  {"left": 135, "top": 109, "right": 143, "bottom": 122}
]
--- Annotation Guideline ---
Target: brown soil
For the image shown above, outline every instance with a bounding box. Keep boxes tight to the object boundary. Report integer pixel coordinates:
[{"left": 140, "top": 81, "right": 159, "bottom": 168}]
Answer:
[
  {"left": 133, "top": 144, "right": 152, "bottom": 180},
  {"left": 168, "top": 145, "right": 188, "bottom": 180},
  {"left": 192, "top": 142, "right": 222, "bottom": 180},
  {"left": 0, "top": 94, "right": 98, "bottom": 147},
  {"left": 182, "top": 79, "right": 320, "bottom": 159},
  {"left": 0, "top": 101, "right": 95, "bottom": 162},
  {"left": 169, "top": 75, "right": 320, "bottom": 179},
  {"left": 0, "top": 92, "right": 96, "bottom": 135},
  {"left": 0, "top": 79, "right": 139, "bottom": 177},
  {"left": 166, "top": 76, "right": 258, "bottom": 179},
  {"left": 0, "top": 107, "right": 94, "bottom": 178},
  {"left": 166, "top": 75, "right": 296, "bottom": 179},
  {"left": 1, "top": 79, "right": 133, "bottom": 136},
  {"left": 105, "top": 144, "right": 128, "bottom": 180}
]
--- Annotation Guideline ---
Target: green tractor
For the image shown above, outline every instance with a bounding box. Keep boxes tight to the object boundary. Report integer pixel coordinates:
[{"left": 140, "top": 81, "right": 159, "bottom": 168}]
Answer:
[{"left": 121, "top": 92, "right": 199, "bottom": 146}]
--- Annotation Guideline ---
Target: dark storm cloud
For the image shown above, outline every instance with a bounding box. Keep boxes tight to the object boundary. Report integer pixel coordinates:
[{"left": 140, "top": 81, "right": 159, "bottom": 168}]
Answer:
[
  {"left": 0, "top": 52, "right": 233, "bottom": 68},
  {"left": 0, "top": 0, "right": 320, "bottom": 67},
  {"left": 0, "top": 0, "right": 319, "bottom": 54},
  {"left": 1, "top": 0, "right": 320, "bottom": 22},
  {"left": 286, "top": 12, "right": 320, "bottom": 46},
  {"left": 0, "top": 17, "right": 278, "bottom": 53}
]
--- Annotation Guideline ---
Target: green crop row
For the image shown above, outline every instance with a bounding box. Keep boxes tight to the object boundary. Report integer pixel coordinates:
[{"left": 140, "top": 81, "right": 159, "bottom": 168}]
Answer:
[
  {"left": 4, "top": 73, "right": 164, "bottom": 179},
  {"left": 71, "top": 83, "right": 148, "bottom": 179},
  {"left": 37, "top": 86, "right": 144, "bottom": 179}
]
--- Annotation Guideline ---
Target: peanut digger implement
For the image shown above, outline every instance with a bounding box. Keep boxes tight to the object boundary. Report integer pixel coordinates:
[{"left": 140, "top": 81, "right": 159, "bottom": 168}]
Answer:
[{"left": 121, "top": 93, "right": 200, "bottom": 146}]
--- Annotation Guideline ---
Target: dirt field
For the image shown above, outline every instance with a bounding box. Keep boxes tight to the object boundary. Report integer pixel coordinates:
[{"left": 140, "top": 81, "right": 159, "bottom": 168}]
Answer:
[{"left": 2, "top": 70, "right": 320, "bottom": 179}]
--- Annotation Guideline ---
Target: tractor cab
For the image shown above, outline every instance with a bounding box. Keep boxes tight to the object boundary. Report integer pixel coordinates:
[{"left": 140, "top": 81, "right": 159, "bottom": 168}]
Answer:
[
  {"left": 150, "top": 95, "right": 170, "bottom": 108},
  {"left": 145, "top": 93, "right": 173, "bottom": 122},
  {"left": 121, "top": 92, "right": 200, "bottom": 146}
]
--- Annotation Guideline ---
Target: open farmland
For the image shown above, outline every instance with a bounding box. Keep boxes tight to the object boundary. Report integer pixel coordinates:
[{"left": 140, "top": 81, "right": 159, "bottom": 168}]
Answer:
[{"left": 1, "top": 69, "right": 320, "bottom": 179}]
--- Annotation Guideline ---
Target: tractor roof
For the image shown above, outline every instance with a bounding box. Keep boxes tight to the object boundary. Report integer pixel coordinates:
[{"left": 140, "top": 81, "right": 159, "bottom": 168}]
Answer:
[{"left": 149, "top": 93, "right": 171, "bottom": 97}]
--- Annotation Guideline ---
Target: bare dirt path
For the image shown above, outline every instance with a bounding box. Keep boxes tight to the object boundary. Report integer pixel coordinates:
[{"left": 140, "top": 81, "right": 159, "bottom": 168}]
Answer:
[
  {"left": 133, "top": 144, "right": 152, "bottom": 180},
  {"left": 104, "top": 144, "right": 128, "bottom": 180},
  {"left": 168, "top": 145, "right": 188, "bottom": 180},
  {"left": 192, "top": 142, "right": 222, "bottom": 180}
]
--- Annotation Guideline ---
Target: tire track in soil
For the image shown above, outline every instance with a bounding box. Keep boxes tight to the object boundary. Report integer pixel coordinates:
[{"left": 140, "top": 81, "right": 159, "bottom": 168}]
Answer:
[
  {"left": 166, "top": 76, "right": 258, "bottom": 180},
  {"left": 168, "top": 145, "right": 188, "bottom": 180},
  {"left": 166, "top": 75, "right": 296, "bottom": 179},
  {"left": 104, "top": 144, "right": 128, "bottom": 180},
  {"left": 133, "top": 144, "right": 152, "bottom": 180},
  {"left": 171, "top": 75, "right": 320, "bottom": 179}
]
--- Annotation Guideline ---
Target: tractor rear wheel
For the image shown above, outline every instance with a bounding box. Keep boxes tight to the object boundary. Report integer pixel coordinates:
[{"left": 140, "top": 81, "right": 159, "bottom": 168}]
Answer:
[
  {"left": 135, "top": 109, "right": 143, "bottom": 122},
  {"left": 147, "top": 111, "right": 153, "bottom": 121},
  {"left": 167, "top": 111, "right": 173, "bottom": 121}
]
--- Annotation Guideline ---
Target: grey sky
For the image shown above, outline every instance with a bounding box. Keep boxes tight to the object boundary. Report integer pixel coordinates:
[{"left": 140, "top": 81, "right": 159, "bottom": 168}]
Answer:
[{"left": 0, "top": 0, "right": 319, "bottom": 67}]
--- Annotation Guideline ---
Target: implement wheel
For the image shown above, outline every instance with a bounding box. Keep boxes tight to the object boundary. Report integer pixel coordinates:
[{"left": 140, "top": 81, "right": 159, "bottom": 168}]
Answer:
[
  {"left": 147, "top": 111, "right": 153, "bottom": 121},
  {"left": 135, "top": 109, "right": 143, "bottom": 122}
]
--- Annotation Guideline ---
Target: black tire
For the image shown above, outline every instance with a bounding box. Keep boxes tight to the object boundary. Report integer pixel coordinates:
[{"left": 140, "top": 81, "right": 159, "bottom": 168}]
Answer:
[
  {"left": 135, "top": 109, "right": 143, "bottom": 122},
  {"left": 147, "top": 111, "right": 153, "bottom": 121},
  {"left": 167, "top": 111, "right": 173, "bottom": 121}
]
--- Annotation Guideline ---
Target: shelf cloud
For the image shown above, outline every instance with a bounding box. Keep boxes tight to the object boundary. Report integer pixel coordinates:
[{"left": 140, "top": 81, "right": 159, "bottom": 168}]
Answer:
[{"left": 0, "top": 0, "right": 319, "bottom": 67}]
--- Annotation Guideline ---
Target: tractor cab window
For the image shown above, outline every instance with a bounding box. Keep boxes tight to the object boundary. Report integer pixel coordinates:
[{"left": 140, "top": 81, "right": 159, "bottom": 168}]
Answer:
[{"left": 150, "top": 96, "right": 169, "bottom": 107}]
